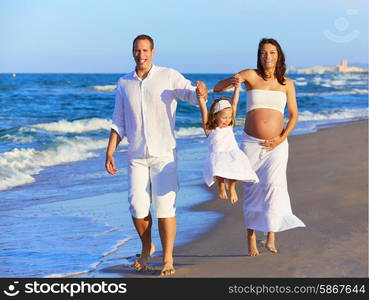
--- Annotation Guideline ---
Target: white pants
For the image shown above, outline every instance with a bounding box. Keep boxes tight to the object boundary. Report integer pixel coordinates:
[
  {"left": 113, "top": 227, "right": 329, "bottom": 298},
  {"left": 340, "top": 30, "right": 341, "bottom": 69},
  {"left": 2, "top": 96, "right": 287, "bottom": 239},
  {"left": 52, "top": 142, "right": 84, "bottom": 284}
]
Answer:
[{"left": 128, "top": 150, "right": 178, "bottom": 219}]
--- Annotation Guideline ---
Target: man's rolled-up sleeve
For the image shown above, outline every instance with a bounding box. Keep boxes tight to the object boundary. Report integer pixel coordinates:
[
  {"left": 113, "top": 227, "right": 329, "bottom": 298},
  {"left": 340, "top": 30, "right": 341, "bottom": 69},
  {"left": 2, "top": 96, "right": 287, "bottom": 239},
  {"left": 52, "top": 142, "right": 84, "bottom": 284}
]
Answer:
[
  {"left": 170, "top": 69, "right": 198, "bottom": 106},
  {"left": 111, "top": 83, "right": 125, "bottom": 139}
]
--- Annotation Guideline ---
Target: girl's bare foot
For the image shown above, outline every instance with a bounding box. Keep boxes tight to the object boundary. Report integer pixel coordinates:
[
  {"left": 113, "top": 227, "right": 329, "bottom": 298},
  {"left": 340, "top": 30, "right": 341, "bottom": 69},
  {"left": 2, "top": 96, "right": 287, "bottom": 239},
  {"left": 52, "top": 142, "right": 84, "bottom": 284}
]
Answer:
[
  {"left": 229, "top": 182, "right": 238, "bottom": 204},
  {"left": 218, "top": 181, "right": 228, "bottom": 200},
  {"left": 247, "top": 229, "right": 259, "bottom": 256}
]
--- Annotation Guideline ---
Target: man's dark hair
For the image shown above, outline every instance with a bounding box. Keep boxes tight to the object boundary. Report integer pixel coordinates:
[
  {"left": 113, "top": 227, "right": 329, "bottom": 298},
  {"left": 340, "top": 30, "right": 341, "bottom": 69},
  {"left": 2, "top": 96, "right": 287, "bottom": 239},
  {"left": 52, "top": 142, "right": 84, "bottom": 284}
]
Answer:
[{"left": 132, "top": 34, "right": 154, "bottom": 51}]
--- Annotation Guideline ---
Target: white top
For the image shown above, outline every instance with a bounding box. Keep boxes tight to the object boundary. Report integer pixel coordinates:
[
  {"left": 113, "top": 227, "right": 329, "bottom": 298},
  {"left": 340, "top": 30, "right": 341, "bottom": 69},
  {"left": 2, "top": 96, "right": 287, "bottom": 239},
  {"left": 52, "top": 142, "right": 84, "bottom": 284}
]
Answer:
[
  {"left": 111, "top": 65, "right": 198, "bottom": 158},
  {"left": 246, "top": 89, "right": 287, "bottom": 114}
]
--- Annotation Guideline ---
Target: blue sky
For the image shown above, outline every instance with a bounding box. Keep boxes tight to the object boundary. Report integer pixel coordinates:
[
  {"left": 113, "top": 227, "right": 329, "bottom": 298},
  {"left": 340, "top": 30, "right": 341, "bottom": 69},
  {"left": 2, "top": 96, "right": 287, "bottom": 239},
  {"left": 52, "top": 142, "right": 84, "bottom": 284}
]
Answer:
[{"left": 0, "top": 0, "right": 367, "bottom": 73}]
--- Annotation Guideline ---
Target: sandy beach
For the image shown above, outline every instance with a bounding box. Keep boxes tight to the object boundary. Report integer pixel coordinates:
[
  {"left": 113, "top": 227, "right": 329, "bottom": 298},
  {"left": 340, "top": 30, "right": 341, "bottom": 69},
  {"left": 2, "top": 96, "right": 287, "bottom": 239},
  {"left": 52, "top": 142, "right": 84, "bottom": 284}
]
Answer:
[{"left": 105, "top": 120, "right": 368, "bottom": 278}]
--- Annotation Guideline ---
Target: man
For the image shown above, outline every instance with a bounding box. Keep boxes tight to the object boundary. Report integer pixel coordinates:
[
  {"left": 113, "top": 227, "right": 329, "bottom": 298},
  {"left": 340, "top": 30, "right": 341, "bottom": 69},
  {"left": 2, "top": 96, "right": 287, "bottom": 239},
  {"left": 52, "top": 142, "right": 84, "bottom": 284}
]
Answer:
[{"left": 105, "top": 34, "right": 207, "bottom": 276}]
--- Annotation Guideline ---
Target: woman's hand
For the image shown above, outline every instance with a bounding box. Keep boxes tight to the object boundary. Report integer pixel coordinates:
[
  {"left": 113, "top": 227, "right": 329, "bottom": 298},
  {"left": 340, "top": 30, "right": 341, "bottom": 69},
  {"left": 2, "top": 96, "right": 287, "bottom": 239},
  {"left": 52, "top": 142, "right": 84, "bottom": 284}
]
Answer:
[
  {"left": 260, "top": 135, "right": 285, "bottom": 151},
  {"left": 229, "top": 75, "right": 241, "bottom": 88}
]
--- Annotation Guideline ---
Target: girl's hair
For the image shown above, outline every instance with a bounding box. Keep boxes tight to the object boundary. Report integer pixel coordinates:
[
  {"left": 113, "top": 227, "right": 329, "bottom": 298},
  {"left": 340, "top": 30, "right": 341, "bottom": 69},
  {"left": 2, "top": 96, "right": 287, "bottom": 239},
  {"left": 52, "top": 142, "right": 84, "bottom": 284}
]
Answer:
[
  {"left": 256, "top": 38, "right": 286, "bottom": 85},
  {"left": 206, "top": 98, "right": 234, "bottom": 130}
]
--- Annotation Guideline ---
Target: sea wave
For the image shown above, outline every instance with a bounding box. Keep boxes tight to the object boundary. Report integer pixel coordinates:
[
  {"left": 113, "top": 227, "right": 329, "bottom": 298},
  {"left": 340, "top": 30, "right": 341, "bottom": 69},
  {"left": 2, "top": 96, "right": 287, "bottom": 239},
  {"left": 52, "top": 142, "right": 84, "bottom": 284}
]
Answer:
[
  {"left": 298, "top": 107, "right": 368, "bottom": 121},
  {"left": 91, "top": 85, "right": 116, "bottom": 92},
  {"left": 102, "top": 237, "right": 131, "bottom": 257},
  {"left": 32, "top": 118, "right": 112, "bottom": 133},
  {"left": 44, "top": 237, "right": 131, "bottom": 278},
  {"left": 0, "top": 136, "right": 109, "bottom": 191},
  {"left": 298, "top": 88, "right": 368, "bottom": 96},
  {"left": 0, "top": 134, "right": 34, "bottom": 143},
  {"left": 175, "top": 127, "right": 205, "bottom": 138}
]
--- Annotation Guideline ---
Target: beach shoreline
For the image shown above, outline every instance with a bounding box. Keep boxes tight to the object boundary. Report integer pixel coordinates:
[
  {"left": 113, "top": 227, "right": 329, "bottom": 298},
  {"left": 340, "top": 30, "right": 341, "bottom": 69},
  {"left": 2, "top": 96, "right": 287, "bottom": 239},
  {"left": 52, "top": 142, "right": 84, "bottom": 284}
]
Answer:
[{"left": 104, "top": 119, "right": 368, "bottom": 278}]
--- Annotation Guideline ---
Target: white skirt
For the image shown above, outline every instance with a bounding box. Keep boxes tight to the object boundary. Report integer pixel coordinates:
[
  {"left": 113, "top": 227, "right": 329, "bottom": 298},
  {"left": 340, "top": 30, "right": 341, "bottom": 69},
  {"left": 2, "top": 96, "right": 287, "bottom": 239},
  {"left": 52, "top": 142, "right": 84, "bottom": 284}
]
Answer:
[
  {"left": 240, "top": 132, "right": 305, "bottom": 233},
  {"left": 203, "top": 127, "right": 259, "bottom": 186}
]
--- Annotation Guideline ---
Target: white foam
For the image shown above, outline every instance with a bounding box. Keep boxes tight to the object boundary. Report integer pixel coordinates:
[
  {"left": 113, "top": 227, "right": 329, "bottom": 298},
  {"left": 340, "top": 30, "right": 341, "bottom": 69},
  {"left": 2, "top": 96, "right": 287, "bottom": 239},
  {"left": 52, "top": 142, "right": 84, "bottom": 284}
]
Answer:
[
  {"left": 32, "top": 118, "right": 112, "bottom": 133},
  {"left": 44, "top": 237, "right": 130, "bottom": 278},
  {"left": 298, "top": 89, "right": 368, "bottom": 97},
  {"left": 0, "top": 136, "right": 109, "bottom": 191},
  {"left": 93, "top": 227, "right": 120, "bottom": 238},
  {"left": 295, "top": 81, "right": 307, "bottom": 86},
  {"left": 330, "top": 80, "right": 346, "bottom": 86},
  {"left": 175, "top": 127, "right": 205, "bottom": 138},
  {"left": 0, "top": 166, "right": 35, "bottom": 190},
  {"left": 101, "top": 237, "right": 131, "bottom": 257},
  {"left": 45, "top": 270, "right": 92, "bottom": 278},
  {"left": 298, "top": 107, "right": 368, "bottom": 121},
  {"left": 0, "top": 134, "right": 34, "bottom": 143},
  {"left": 92, "top": 85, "right": 116, "bottom": 91},
  {"left": 350, "top": 81, "right": 368, "bottom": 85}
]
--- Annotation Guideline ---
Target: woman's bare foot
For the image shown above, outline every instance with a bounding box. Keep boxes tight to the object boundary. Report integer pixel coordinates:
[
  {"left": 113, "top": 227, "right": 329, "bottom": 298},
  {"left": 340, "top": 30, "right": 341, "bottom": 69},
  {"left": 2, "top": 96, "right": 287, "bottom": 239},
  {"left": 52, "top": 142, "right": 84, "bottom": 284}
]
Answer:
[
  {"left": 160, "top": 262, "right": 175, "bottom": 276},
  {"left": 247, "top": 229, "right": 259, "bottom": 256},
  {"left": 266, "top": 232, "right": 278, "bottom": 253}
]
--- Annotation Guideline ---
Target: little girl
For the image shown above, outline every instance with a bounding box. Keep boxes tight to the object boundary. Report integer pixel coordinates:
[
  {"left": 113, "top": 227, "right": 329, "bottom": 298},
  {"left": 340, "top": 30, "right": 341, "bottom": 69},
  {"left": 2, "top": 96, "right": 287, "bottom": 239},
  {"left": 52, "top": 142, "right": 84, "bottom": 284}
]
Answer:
[{"left": 198, "top": 85, "right": 259, "bottom": 204}]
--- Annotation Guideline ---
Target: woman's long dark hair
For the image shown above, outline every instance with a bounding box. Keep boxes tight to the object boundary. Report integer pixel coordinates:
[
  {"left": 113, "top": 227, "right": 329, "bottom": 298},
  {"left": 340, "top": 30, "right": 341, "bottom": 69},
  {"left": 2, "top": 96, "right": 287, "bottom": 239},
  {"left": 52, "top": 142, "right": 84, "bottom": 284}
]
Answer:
[{"left": 257, "top": 38, "right": 286, "bottom": 85}]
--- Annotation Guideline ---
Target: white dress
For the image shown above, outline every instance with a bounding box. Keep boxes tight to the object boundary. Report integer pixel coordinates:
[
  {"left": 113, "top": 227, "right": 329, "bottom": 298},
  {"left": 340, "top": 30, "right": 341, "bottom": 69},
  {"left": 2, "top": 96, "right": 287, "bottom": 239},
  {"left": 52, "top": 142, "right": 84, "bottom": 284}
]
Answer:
[
  {"left": 203, "top": 126, "right": 259, "bottom": 186},
  {"left": 240, "top": 132, "right": 306, "bottom": 233}
]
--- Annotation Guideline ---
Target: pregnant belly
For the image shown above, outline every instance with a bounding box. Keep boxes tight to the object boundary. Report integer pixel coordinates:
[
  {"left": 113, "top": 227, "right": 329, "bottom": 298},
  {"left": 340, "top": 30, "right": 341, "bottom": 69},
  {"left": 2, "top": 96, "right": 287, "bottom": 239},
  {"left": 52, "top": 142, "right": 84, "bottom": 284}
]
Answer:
[{"left": 244, "top": 109, "right": 284, "bottom": 140}]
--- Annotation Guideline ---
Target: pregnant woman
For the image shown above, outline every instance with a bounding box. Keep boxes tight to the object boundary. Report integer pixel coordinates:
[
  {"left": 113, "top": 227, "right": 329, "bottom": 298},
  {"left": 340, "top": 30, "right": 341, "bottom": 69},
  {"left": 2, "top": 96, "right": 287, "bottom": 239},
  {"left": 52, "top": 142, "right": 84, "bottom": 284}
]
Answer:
[{"left": 214, "top": 38, "right": 305, "bottom": 256}]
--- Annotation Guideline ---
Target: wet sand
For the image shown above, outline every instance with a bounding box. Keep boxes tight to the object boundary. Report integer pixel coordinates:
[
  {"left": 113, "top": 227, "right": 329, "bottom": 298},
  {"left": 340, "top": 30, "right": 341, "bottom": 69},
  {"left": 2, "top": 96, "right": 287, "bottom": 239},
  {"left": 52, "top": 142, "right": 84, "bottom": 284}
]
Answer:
[{"left": 105, "top": 120, "right": 368, "bottom": 277}]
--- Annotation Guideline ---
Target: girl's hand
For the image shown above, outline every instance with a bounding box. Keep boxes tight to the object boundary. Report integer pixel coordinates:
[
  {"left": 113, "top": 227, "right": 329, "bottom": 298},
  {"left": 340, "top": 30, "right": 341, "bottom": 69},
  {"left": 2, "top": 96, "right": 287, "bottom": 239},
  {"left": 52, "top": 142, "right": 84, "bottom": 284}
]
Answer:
[
  {"left": 196, "top": 80, "right": 207, "bottom": 102},
  {"left": 233, "top": 74, "right": 242, "bottom": 87},
  {"left": 260, "top": 135, "right": 285, "bottom": 151}
]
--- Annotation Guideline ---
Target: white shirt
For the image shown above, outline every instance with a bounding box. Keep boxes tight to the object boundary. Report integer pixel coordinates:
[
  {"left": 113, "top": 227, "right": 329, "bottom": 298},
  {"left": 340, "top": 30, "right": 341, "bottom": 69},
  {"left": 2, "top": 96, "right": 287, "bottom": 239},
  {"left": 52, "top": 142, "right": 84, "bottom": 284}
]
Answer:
[{"left": 111, "top": 65, "right": 198, "bottom": 158}]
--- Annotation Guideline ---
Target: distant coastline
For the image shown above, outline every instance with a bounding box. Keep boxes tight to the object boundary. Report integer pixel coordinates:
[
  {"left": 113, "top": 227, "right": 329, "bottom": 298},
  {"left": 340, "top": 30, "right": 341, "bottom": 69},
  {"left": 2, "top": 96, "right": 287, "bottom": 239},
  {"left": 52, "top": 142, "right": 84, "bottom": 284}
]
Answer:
[{"left": 288, "top": 59, "right": 368, "bottom": 74}]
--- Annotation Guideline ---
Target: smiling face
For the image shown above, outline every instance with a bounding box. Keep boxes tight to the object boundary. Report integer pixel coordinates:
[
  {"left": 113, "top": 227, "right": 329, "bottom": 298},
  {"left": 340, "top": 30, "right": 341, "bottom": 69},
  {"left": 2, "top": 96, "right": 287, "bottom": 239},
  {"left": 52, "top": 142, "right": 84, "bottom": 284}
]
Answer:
[
  {"left": 133, "top": 39, "right": 154, "bottom": 72},
  {"left": 215, "top": 108, "right": 233, "bottom": 128},
  {"left": 260, "top": 43, "right": 278, "bottom": 70}
]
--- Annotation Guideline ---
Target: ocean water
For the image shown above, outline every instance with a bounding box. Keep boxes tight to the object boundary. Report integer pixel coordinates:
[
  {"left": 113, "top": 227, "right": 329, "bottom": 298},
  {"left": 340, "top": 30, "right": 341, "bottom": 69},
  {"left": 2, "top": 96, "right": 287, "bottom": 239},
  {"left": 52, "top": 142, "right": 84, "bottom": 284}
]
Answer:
[{"left": 0, "top": 72, "right": 367, "bottom": 277}]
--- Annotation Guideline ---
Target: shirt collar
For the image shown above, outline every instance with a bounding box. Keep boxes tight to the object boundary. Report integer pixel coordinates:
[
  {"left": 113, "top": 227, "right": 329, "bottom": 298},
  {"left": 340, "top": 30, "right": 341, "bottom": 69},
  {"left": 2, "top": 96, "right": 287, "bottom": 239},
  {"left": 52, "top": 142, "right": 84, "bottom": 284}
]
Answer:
[{"left": 133, "top": 64, "right": 156, "bottom": 80}]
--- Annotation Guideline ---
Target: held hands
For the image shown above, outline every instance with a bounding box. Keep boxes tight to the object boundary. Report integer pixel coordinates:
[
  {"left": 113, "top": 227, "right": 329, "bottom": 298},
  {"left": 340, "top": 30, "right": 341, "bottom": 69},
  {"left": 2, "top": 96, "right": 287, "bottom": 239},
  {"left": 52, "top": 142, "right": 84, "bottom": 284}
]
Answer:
[
  {"left": 260, "top": 135, "right": 285, "bottom": 151},
  {"left": 230, "top": 74, "right": 242, "bottom": 88},
  {"left": 196, "top": 80, "right": 208, "bottom": 102}
]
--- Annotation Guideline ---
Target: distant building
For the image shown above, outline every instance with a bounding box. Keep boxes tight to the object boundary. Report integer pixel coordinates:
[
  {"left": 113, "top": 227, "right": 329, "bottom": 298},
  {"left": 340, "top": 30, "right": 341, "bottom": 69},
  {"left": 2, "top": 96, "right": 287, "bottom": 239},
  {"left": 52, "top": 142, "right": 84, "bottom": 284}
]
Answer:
[{"left": 287, "top": 60, "right": 367, "bottom": 74}]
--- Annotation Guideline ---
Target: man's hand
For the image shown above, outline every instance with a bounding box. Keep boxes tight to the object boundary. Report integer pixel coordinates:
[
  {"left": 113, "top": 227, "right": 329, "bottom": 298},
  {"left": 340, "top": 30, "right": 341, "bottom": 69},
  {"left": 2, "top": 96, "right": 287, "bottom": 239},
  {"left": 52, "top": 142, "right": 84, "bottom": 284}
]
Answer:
[
  {"left": 196, "top": 80, "right": 208, "bottom": 102},
  {"left": 105, "top": 154, "right": 118, "bottom": 175}
]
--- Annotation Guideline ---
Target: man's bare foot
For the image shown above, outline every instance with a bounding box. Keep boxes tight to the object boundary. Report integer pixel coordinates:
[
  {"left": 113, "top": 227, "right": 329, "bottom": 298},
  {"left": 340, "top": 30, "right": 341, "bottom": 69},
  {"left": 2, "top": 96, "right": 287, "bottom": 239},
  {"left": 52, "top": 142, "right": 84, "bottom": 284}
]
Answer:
[
  {"left": 218, "top": 182, "right": 228, "bottom": 200},
  {"left": 160, "top": 262, "right": 175, "bottom": 276},
  {"left": 131, "top": 256, "right": 154, "bottom": 271},
  {"left": 247, "top": 231, "right": 259, "bottom": 256},
  {"left": 131, "top": 242, "right": 156, "bottom": 271},
  {"left": 229, "top": 187, "right": 238, "bottom": 204}
]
